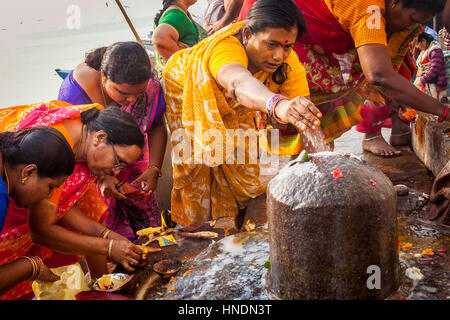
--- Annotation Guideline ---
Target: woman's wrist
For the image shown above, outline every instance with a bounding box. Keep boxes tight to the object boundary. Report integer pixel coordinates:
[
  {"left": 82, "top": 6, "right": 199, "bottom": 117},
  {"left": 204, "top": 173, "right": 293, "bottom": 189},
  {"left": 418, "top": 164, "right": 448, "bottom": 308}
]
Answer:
[
  {"left": 148, "top": 165, "right": 162, "bottom": 178},
  {"left": 100, "top": 227, "right": 111, "bottom": 239},
  {"left": 21, "top": 256, "right": 43, "bottom": 281},
  {"left": 267, "top": 94, "right": 289, "bottom": 124}
]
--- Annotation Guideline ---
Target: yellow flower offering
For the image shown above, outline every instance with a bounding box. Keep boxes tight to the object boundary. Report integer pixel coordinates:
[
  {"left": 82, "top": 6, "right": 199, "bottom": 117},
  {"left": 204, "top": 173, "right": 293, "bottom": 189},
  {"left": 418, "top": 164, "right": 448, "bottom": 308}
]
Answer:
[{"left": 421, "top": 248, "right": 434, "bottom": 256}]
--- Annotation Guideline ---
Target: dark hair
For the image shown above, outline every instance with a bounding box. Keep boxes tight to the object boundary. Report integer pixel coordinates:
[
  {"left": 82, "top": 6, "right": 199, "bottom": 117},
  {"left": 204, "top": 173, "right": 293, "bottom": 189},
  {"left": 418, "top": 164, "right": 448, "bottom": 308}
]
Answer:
[
  {"left": 154, "top": 0, "right": 178, "bottom": 25},
  {"left": 0, "top": 127, "right": 75, "bottom": 178},
  {"left": 418, "top": 32, "right": 435, "bottom": 44},
  {"left": 80, "top": 107, "right": 145, "bottom": 149},
  {"left": 85, "top": 41, "right": 152, "bottom": 85},
  {"left": 401, "top": 0, "right": 445, "bottom": 15},
  {"left": 245, "top": 0, "right": 306, "bottom": 85}
]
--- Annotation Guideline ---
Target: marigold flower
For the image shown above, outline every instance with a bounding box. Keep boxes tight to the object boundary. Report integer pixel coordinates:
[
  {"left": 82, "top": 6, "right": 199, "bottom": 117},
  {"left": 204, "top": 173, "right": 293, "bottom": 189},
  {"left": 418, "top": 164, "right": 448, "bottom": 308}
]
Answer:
[
  {"left": 421, "top": 248, "right": 434, "bottom": 256},
  {"left": 401, "top": 243, "right": 413, "bottom": 251},
  {"left": 402, "top": 108, "right": 417, "bottom": 121}
]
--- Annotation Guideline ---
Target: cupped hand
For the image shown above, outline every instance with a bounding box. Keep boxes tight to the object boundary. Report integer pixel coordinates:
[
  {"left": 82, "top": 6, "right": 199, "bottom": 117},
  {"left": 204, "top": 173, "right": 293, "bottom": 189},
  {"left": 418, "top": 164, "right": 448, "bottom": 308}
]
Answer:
[
  {"left": 273, "top": 96, "right": 322, "bottom": 132},
  {"left": 109, "top": 239, "right": 143, "bottom": 273}
]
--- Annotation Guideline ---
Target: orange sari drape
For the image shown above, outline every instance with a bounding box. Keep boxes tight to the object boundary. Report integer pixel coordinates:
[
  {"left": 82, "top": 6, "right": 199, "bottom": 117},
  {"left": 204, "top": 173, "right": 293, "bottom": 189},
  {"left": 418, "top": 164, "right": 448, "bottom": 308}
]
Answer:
[{"left": 0, "top": 101, "right": 108, "bottom": 300}]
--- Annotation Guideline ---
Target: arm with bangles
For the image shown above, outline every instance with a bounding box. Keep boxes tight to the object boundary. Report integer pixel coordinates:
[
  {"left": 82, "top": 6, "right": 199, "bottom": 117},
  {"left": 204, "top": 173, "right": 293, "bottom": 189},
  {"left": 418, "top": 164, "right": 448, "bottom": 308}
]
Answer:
[
  {"left": 357, "top": 44, "right": 449, "bottom": 121},
  {"left": 28, "top": 199, "right": 142, "bottom": 273},
  {"left": 215, "top": 62, "right": 322, "bottom": 130},
  {"left": 0, "top": 256, "right": 59, "bottom": 295}
]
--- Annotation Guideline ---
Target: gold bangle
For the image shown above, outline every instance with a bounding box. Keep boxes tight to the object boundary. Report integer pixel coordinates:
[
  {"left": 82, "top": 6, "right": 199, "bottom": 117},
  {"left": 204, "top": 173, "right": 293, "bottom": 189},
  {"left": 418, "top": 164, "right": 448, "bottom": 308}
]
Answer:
[
  {"left": 96, "top": 176, "right": 105, "bottom": 185},
  {"left": 149, "top": 165, "right": 162, "bottom": 178},
  {"left": 33, "top": 256, "right": 44, "bottom": 280},
  {"left": 22, "top": 256, "right": 37, "bottom": 281},
  {"left": 103, "top": 229, "right": 111, "bottom": 239},
  {"left": 108, "top": 239, "right": 114, "bottom": 258},
  {"left": 100, "top": 228, "right": 111, "bottom": 239}
]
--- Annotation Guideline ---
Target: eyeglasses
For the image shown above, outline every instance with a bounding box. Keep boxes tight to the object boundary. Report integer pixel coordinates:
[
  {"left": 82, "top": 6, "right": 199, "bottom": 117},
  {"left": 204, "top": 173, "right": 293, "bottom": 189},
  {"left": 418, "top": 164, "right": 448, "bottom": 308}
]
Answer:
[{"left": 111, "top": 143, "right": 126, "bottom": 171}]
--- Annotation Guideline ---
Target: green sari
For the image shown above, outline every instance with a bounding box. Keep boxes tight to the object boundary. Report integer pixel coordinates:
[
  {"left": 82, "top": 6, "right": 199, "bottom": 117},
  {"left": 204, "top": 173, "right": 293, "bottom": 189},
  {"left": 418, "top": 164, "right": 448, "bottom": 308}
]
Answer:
[{"left": 154, "top": 8, "right": 208, "bottom": 78}]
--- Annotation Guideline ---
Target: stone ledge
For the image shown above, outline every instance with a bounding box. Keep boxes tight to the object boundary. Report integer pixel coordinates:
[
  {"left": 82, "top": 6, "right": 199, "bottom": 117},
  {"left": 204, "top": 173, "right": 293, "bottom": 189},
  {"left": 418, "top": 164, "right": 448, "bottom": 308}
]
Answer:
[{"left": 412, "top": 112, "right": 450, "bottom": 177}]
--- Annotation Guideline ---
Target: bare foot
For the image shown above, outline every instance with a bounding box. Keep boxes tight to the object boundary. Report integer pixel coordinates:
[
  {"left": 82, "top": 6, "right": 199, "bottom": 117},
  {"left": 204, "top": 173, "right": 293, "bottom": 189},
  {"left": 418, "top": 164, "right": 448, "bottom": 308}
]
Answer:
[
  {"left": 390, "top": 114, "right": 411, "bottom": 146},
  {"left": 390, "top": 131, "right": 411, "bottom": 146},
  {"left": 362, "top": 134, "right": 402, "bottom": 157}
]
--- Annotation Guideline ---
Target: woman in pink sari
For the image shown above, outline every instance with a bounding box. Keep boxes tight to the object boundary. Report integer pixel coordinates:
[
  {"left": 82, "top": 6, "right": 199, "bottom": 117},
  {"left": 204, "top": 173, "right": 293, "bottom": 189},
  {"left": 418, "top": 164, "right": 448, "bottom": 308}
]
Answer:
[
  {"left": 0, "top": 101, "right": 145, "bottom": 299},
  {"left": 58, "top": 41, "right": 167, "bottom": 241}
]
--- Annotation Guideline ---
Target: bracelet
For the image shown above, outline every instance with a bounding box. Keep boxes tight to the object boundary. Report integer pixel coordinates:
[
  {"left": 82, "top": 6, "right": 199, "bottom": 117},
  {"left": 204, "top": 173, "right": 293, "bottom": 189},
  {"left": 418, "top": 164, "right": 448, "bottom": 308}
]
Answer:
[
  {"left": 22, "top": 256, "right": 37, "bottom": 281},
  {"left": 149, "top": 165, "right": 162, "bottom": 178},
  {"left": 22, "top": 256, "right": 42, "bottom": 281},
  {"left": 100, "top": 228, "right": 111, "bottom": 239},
  {"left": 266, "top": 94, "right": 289, "bottom": 124},
  {"left": 96, "top": 176, "right": 105, "bottom": 185},
  {"left": 108, "top": 239, "right": 114, "bottom": 258},
  {"left": 33, "top": 256, "right": 44, "bottom": 280},
  {"left": 438, "top": 105, "right": 449, "bottom": 123}
]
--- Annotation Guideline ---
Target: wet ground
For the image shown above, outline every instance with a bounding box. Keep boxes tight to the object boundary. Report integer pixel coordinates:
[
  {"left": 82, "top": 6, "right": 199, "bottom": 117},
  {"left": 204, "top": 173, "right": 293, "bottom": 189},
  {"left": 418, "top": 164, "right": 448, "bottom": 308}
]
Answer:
[{"left": 113, "top": 128, "right": 448, "bottom": 300}]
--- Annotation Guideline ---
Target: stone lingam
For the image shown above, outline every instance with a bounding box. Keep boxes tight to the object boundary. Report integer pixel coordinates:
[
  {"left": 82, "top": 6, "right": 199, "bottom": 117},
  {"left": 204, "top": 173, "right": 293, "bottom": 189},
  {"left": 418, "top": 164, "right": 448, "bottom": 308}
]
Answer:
[{"left": 267, "top": 152, "right": 399, "bottom": 300}]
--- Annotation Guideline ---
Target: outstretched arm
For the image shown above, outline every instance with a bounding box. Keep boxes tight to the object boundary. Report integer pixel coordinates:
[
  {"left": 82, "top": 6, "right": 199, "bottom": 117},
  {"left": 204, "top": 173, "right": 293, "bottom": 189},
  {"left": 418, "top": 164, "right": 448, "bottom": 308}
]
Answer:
[
  {"left": 216, "top": 62, "right": 322, "bottom": 131},
  {"left": 357, "top": 44, "right": 447, "bottom": 118}
]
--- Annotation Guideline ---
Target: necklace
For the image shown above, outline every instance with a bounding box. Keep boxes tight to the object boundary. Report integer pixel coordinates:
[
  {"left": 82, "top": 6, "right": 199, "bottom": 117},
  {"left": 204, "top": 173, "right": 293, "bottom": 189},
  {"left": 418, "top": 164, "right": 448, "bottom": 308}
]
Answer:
[{"left": 3, "top": 167, "right": 10, "bottom": 195}]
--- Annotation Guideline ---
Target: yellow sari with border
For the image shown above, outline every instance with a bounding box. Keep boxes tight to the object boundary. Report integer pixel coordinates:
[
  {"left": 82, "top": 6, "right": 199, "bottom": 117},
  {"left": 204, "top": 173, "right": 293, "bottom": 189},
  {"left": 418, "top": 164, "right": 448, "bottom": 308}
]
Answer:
[{"left": 162, "top": 21, "right": 309, "bottom": 225}]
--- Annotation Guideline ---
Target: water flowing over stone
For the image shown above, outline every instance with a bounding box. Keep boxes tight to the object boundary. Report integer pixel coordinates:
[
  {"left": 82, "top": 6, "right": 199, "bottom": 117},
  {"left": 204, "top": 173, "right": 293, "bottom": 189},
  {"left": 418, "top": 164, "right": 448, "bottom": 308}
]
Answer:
[
  {"left": 267, "top": 152, "right": 399, "bottom": 299},
  {"left": 300, "top": 128, "right": 332, "bottom": 153},
  {"left": 165, "top": 231, "right": 270, "bottom": 300}
]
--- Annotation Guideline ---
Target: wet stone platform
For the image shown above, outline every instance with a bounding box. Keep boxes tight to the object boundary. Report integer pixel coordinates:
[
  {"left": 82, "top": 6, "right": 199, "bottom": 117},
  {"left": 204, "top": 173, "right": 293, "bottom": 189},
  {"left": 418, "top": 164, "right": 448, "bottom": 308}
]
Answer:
[{"left": 117, "top": 128, "right": 448, "bottom": 300}]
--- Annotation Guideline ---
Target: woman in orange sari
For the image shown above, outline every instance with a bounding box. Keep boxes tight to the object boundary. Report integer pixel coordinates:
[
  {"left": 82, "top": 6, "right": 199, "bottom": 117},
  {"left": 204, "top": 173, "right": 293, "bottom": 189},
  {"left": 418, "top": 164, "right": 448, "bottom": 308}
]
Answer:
[
  {"left": 0, "top": 126, "right": 75, "bottom": 295},
  {"left": 0, "top": 101, "right": 145, "bottom": 299},
  {"left": 162, "top": 0, "right": 321, "bottom": 226}
]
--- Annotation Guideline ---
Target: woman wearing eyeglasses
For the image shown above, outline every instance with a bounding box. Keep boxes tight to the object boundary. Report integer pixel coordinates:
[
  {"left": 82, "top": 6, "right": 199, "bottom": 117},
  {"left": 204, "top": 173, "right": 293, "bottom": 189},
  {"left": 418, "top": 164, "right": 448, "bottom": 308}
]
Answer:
[{"left": 0, "top": 101, "right": 145, "bottom": 300}]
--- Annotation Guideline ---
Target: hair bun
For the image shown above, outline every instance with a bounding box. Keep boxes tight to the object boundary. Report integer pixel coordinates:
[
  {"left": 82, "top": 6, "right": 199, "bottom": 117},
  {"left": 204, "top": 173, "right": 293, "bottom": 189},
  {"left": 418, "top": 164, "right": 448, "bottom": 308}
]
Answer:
[{"left": 80, "top": 108, "right": 101, "bottom": 124}]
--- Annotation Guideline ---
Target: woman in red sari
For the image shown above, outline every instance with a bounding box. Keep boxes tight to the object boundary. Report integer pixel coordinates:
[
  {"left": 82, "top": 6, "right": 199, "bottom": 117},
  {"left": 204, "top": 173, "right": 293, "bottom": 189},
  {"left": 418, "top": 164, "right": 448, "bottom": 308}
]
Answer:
[
  {"left": 240, "top": 0, "right": 448, "bottom": 157},
  {"left": 0, "top": 101, "right": 145, "bottom": 299},
  {"left": 0, "top": 127, "right": 75, "bottom": 295}
]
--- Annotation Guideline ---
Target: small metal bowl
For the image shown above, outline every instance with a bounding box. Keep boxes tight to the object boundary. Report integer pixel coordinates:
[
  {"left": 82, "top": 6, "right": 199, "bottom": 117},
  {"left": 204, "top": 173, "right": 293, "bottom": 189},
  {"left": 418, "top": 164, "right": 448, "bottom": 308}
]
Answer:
[{"left": 153, "top": 259, "right": 182, "bottom": 279}]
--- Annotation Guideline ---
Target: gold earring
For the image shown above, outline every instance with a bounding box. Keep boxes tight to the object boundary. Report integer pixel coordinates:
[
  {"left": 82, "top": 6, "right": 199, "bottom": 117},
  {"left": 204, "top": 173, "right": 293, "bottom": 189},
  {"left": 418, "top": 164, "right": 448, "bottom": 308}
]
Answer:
[{"left": 21, "top": 177, "right": 28, "bottom": 184}]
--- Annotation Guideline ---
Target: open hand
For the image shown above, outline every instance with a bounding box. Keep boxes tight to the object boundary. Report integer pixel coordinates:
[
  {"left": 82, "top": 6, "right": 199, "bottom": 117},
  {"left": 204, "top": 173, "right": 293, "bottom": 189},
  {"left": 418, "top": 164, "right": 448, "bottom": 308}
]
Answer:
[{"left": 274, "top": 96, "right": 322, "bottom": 132}]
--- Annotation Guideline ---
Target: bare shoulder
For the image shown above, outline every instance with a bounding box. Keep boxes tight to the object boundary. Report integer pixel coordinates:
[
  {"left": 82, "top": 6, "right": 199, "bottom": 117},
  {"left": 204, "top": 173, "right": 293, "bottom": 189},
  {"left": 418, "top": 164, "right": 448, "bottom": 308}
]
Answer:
[
  {"left": 72, "top": 63, "right": 101, "bottom": 96},
  {"left": 73, "top": 63, "right": 100, "bottom": 89}
]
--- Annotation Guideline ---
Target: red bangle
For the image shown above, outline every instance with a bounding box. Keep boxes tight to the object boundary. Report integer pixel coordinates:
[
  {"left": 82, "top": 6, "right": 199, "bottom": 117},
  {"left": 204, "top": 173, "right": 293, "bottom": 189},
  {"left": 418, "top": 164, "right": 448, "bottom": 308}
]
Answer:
[{"left": 438, "top": 105, "right": 449, "bottom": 123}]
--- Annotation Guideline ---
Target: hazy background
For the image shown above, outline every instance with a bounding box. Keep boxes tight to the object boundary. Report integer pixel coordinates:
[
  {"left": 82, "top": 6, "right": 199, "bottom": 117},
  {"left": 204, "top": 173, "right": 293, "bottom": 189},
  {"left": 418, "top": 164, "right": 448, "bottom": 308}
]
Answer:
[{"left": 0, "top": 0, "right": 208, "bottom": 107}]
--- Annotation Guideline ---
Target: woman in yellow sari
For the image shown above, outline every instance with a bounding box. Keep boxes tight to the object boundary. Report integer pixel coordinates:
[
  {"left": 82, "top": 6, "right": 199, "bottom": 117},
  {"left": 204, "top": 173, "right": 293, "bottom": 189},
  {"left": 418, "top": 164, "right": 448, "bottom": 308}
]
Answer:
[{"left": 162, "top": 0, "right": 322, "bottom": 226}]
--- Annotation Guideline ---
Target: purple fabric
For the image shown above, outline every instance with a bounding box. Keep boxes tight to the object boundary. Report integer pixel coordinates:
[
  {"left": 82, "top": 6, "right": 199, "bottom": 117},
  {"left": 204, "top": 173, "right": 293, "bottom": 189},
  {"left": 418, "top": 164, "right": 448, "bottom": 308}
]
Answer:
[
  {"left": 420, "top": 48, "right": 448, "bottom": 92},
  {"left": 57, "top": 71, "right": 93, "bottom": 105}
]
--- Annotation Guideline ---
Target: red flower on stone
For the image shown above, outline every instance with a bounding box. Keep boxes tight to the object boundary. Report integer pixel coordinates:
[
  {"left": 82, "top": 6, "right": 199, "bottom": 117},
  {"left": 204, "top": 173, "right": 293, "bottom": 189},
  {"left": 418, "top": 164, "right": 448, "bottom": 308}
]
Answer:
[{"left": 333, "top": 169, "right": 343, "bottom": 179}]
